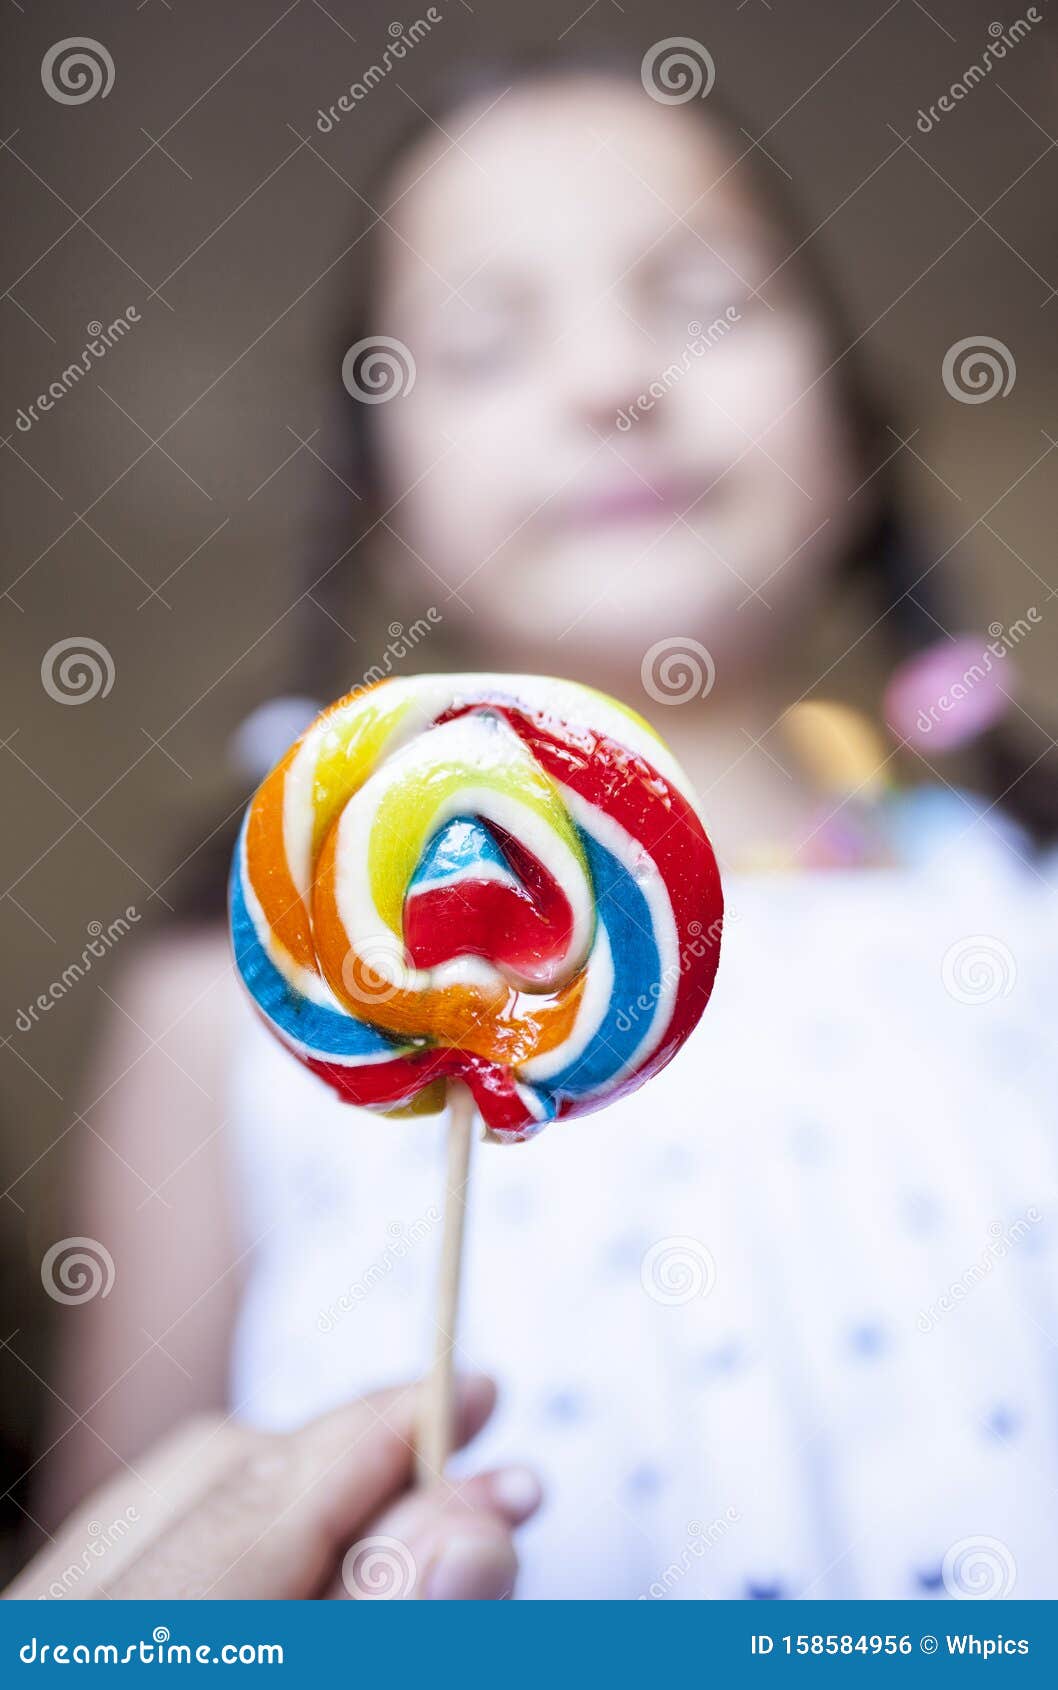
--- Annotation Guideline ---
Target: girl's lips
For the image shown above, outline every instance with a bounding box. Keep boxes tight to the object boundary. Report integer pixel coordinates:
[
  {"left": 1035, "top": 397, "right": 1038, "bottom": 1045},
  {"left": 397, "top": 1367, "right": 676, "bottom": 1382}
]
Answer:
[{"left": 552, "top": 477, "right": 708, "bottom": 530}]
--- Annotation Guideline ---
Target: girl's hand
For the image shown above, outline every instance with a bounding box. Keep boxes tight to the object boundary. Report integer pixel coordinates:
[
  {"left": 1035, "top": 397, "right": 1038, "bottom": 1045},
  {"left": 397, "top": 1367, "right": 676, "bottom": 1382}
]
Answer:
[{"left": 7, "top": 1375, "right": 541, "bottom": 1601}]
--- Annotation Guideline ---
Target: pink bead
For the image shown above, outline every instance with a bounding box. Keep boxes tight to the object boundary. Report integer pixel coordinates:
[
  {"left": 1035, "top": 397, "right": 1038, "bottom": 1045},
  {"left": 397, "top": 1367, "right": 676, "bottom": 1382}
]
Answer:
[{"left": 884, "top": 637, "right": 1012, "bottom": 753}]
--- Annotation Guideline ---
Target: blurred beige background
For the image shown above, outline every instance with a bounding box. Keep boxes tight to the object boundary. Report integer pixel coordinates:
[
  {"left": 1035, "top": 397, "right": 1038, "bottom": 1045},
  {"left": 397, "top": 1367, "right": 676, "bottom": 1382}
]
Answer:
[{"left": 1, "top": 0, "right": 1055, "bottom": 1564}]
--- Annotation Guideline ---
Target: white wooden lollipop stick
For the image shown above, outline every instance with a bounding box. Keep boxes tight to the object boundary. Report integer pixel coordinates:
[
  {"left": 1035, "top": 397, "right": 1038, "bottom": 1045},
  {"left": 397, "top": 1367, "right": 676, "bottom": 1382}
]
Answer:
[{"left": 416, "top": 1082, "right": 475, "bottom": 1482}]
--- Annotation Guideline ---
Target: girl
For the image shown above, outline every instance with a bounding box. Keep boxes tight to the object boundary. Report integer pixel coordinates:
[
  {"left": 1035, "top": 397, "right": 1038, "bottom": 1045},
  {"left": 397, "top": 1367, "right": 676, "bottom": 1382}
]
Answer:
[{"left": 42, "top": 57, "right": 1058, "bottom": 1599}]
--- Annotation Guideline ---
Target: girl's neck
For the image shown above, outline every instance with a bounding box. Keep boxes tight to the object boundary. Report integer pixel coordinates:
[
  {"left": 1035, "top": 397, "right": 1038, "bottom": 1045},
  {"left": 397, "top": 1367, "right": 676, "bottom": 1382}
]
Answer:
[{"left": 649, "top": 693, "right": 821, "bottom": 867}]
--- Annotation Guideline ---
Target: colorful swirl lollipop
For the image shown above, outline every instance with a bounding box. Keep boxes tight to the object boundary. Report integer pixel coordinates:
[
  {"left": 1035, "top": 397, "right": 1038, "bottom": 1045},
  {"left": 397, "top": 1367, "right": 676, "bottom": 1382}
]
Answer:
[{"left": 230, "top": 674, "right": 722, "bottom": 1140}]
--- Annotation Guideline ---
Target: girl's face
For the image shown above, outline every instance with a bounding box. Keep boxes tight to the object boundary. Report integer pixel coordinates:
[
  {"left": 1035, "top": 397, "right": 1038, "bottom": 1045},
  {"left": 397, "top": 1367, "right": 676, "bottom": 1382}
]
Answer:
[{"left": 371, "top": 76, "right": 862, "bottom": 683}]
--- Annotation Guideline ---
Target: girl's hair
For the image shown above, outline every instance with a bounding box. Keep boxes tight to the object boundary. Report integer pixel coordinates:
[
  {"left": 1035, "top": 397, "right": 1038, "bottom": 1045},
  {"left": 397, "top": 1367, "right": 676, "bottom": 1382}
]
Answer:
[{"left": 169, "top": 48, "right": 1056, "bottom": 923}]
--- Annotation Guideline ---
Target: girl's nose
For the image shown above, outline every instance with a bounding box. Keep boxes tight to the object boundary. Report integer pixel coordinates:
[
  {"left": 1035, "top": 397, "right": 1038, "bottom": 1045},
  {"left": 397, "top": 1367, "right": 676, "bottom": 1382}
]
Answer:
[{"left": 554, "top": 300, "right": 661, "bottom": 434}]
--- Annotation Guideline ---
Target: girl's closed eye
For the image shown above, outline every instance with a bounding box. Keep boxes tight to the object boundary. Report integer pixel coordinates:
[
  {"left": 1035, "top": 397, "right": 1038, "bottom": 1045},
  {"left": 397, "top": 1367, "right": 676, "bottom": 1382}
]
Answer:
[
  {"left": 633, "top": 227, "right": 779, "bottom": 333},
  {"left": 427, "top": 286, "right": 535, "bottom": 378},
  {"left": 641, "top": 256, "right": 747, "bottom": 334}
]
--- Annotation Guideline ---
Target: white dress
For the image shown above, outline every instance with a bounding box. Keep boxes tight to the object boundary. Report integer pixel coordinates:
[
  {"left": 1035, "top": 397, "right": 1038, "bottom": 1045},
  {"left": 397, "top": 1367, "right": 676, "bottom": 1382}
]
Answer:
[{"left": 227, "top": 796, "right": 1058, "bottom": 1599}]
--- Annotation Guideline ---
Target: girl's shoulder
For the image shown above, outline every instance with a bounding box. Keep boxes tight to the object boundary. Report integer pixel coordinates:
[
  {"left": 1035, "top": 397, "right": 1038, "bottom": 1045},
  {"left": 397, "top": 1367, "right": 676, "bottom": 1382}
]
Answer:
[
  {"left": 119, "top": 922, "right": 236, "bottom": 1026},
  {"left": 91, "top": 922, "right": 240, "bottom": 1147}
]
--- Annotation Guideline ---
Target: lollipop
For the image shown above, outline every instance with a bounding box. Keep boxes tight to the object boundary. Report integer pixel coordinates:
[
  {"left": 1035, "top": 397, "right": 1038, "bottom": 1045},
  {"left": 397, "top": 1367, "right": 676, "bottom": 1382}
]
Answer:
[
  {"left": 232, "top": 673, "right": 722, "bottom": 1132},
  {"left": 230, "top": 673, "right": 723, "bottom": 1467}
]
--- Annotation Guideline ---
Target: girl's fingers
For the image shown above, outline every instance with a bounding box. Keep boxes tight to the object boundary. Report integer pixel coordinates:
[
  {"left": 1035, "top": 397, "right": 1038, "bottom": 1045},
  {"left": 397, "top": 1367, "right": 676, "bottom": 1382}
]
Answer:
[
  {"left": 329, "top": 1465, "right": 543, "bottom": 1601},
  {"left": 418, "top": 1518, "right": 519, "bottom": 1601},
  {"left": 447, "top": 1466, "right": 543, "bottom": 1526},
  {"left": 5, "top": 1418, "right": 243, "bottom": 1600},
  {"left": 102, "top": 1374, "right": 498, "bottom": 1601}
]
